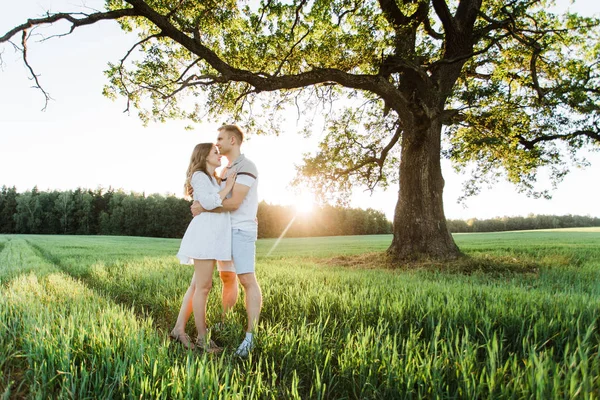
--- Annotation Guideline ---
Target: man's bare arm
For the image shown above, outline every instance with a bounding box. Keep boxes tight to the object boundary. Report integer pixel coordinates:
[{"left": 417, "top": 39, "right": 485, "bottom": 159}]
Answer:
[
  {"left": 191, "top": 183, "right": 250, "bottom": 216},
  {"left": 221, "top": 183, "right": 250, "bottom": 211}
]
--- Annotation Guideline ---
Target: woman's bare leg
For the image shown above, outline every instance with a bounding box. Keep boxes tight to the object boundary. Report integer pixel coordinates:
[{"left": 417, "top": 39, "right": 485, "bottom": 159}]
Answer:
[
  {"left": 171, "top": 272, "right": 196, "bottom": 337},
  {"left": 192, "top": 259, "right": 216, "bottom": 343}
]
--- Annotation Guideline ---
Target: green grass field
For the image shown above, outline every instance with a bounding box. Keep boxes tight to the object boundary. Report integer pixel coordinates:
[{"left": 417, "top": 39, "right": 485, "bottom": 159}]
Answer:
[{"left": 1, "top": 228, "right": 599, "bottom": 398}]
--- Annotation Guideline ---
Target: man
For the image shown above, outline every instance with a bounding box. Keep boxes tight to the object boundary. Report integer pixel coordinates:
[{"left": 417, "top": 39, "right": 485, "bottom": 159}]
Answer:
[{"left": 191, "top": 124, "right": 262, "bottom": 357}]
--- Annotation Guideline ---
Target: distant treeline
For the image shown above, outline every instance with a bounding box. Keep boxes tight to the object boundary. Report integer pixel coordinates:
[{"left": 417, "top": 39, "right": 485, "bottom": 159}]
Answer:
[
  {"left": 1, "top": 186, "right": 598, "bottom": 238},
  {"left": 0, "top": 186, "right": 391, "bottom": 238},
  {"left": 447, "top": 215, "right": 600, "bottom": 233},
  {"left": 258, "top": 203, "right": 392, "bottom": 238}
]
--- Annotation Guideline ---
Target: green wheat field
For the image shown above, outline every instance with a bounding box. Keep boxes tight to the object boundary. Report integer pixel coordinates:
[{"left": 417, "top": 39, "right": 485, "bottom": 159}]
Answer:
[{"left": 1, "top": 228, "right": 599, "bottom": 398}]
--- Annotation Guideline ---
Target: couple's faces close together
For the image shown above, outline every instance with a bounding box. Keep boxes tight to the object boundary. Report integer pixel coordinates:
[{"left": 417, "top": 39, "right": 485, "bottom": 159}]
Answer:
[
  {"left": 207, "top": 145, "right": 222, "bottom": 168},
  {"left": 216, "top": 131, "right": 233, "bottom": 156},
  {"left": 207, "top": 131, "right": 233, "bottom": 168}
]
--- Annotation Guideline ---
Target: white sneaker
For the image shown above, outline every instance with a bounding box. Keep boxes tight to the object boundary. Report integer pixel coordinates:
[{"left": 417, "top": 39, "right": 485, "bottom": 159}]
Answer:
[{"left": 234, "top": 338, "right": 254, "bottom": 357}]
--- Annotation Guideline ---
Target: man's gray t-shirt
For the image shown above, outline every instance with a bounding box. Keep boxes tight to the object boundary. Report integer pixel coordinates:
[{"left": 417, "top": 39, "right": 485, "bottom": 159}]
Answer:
[{"left": 222, "top": 154, "right": 258, "bottom": 232}]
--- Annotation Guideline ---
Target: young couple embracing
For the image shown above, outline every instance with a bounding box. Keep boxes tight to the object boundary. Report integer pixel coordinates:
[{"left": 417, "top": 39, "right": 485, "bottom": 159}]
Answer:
[{"left": 171, "top": 124, "right": 261, "bottom": 357}]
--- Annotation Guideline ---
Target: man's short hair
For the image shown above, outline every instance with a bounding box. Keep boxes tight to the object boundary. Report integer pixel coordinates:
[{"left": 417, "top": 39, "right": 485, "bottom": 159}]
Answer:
[{"left": 218, "top": 124, "right": 244, "bottom": 144}]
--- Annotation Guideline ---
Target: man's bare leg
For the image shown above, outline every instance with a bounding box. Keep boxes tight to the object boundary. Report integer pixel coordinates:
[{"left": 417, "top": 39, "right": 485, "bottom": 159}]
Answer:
[
  {"left": 238, "top": 273, "right": 262, "bottom": 331},
  {"left": 234, "top": 272, "right": 262, "bottom": 357},
  {"left": 219, "top": 271, "right": 239, "bottom": 318}
]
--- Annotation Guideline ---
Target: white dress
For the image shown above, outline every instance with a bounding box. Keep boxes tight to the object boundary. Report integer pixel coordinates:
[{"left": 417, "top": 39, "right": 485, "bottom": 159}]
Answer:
[{"left": 176, "top": 171, "right": 232, "bottom": 263}]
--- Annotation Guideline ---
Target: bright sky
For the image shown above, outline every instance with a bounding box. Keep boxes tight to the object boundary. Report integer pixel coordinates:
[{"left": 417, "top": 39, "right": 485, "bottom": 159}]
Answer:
[{"left": 1, "top": 0, "right": 599, "bottom": 221}]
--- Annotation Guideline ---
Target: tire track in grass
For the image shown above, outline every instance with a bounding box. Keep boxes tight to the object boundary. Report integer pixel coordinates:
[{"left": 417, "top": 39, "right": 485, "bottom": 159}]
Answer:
[
  {"left": 23, "top": 238, "right": 232, "bottom": 338},
  {"left": 24, "top": 240, "right": 177, "bottom": 331},
  {"left": 19, "top": 239, "right": 201, "bottom": 350},
  {"left": 0, "top": 238, "right": 153, "bottom": 398},
  {"left": 1, "top": 239, "right": 240, "bottom": 399},
  {"left": 0, "top": 237, "right": 60, "bottom": 398},
  {"left": 0, "top": 238, "right": 61, "bottom": 284}
]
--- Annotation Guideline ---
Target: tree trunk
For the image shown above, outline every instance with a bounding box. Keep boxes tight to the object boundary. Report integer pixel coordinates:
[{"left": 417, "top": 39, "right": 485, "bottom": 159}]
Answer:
[{"left": 388, "top": 119, "right": 460, "bottom": 260}]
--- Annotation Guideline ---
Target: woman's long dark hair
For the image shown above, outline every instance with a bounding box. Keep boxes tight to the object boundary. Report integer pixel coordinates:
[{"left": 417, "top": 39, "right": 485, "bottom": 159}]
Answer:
[{"left": 184, "top": 143, "right": 218, "bottom": 198}]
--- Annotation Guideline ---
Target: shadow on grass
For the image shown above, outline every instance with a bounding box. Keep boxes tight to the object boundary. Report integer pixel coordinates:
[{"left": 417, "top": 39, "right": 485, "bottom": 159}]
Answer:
[
  {"left": 25, "top": 240, "right": 178, "bottom": 332},
  {"left": 317, "top": 251, "right": 544, "bottom": 276},
  {"left": 23, "top": 240, "right": 243, "bottom": 347}
]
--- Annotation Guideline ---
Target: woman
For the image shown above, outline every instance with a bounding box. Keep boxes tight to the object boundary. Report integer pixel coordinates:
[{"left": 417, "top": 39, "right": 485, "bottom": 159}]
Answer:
[{"left": 170, "top": 142, "right": 236, "bottom": 352}]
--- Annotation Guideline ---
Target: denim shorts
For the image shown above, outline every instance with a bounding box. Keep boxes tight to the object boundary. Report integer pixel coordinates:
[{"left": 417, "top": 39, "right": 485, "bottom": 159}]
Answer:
[{"left": 217, "top": 228, "right": 257, "bottom": 275}]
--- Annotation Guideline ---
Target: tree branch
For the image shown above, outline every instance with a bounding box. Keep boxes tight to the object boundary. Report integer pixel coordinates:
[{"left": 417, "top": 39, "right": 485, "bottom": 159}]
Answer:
[
  {"left": 431, "top": 0, "right": 454, "bottom": 35},
  {"left": 173, "top": 59, "right": 201, "bottom": 84},
  {"left": 254, "top": 0, "right": 274, "bottom": 31},
  {"left": 333, "top": 123, "right": 401, "bottom": 183},
  {"left": 475, "top": 12, "right": 511, "bottom": 40},
  {"left": 21, "top": 30, "right": 51, "bottom": 111},
  {"left": 423, "top": 14, "right": 443, "bottom": 40},
  {"left": 125, "top": 0, "right": 410, "bottom": 113},
  {"left": 516, "top": 130, "right": 600, "bottom": 149},
  {"left": 290, "top": 0, "right": 308, "bottom": 39},
  {"left": 336, "top": 4, "right": 359, "bottom": 26},
  {"left": 1, "top": 8, "right": 140, "bottom": 110},
  {"left": 377, "top": 0, "right": 425, "bottom": 57},
  {"left": 0, "top": 9, "right": 138, "bottom": 43},
  {"left": 427, "top": 32, "right": 511, "bottom": 68},
  {"left": 116, "top": 33, "right": 164, "bottom": 113},
  {"left": 163, "top": 74, "right": 226, "bottom": 99},
  {"left": 377, "top": 0, "right": 408, "bottom": 28},
  {"left": 529, "top": 46, "right": 545, "bottom": 102},
  {"left": 379, "top": 124, "right": 402, "bottom": 167},
  {"left": 454, "top": 0, "right": 481, "bottom": 31},
  {"left": 274, "top": 28, "right": 311, "bottom": 77}
]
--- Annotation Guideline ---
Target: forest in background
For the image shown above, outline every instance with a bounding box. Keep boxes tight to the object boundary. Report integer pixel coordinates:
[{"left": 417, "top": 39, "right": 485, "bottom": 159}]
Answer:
[
  {"left": 0, "top": 186, "right": 598, "bottom": 238},
  {"left": 0, "top": 186, "right": 391, "bottom": 238}
]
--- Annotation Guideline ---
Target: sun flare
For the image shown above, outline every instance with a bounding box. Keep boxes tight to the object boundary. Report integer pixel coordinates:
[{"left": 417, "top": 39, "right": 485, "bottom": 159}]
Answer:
[{"left": 293, "top": 191, "right": 316, "bottom": 215}]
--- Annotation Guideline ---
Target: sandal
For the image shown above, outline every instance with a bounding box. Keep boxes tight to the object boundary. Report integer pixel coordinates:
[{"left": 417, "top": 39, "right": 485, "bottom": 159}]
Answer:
[
  {"left": 195, "top": 337, "right": 223, "bottom": 354},
  {"left": 169, "top": 330, "right": 195, "bottom": 350}
]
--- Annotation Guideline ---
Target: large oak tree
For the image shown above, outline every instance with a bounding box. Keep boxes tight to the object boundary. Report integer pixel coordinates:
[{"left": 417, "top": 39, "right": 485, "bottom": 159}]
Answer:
[{"left": 2, "top": 0, "right": 599, "bottom": 260}]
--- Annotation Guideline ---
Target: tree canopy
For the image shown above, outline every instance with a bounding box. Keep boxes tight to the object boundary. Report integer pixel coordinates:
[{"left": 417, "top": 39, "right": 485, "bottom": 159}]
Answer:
[{"left": 2, "top": 0, "right": 599, "bottom": 260}]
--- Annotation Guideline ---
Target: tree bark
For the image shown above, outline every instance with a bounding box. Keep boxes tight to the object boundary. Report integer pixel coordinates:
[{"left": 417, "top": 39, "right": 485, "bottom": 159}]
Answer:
[{"left": 388, "top": 118, "right": 460, "bottom": 260}]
